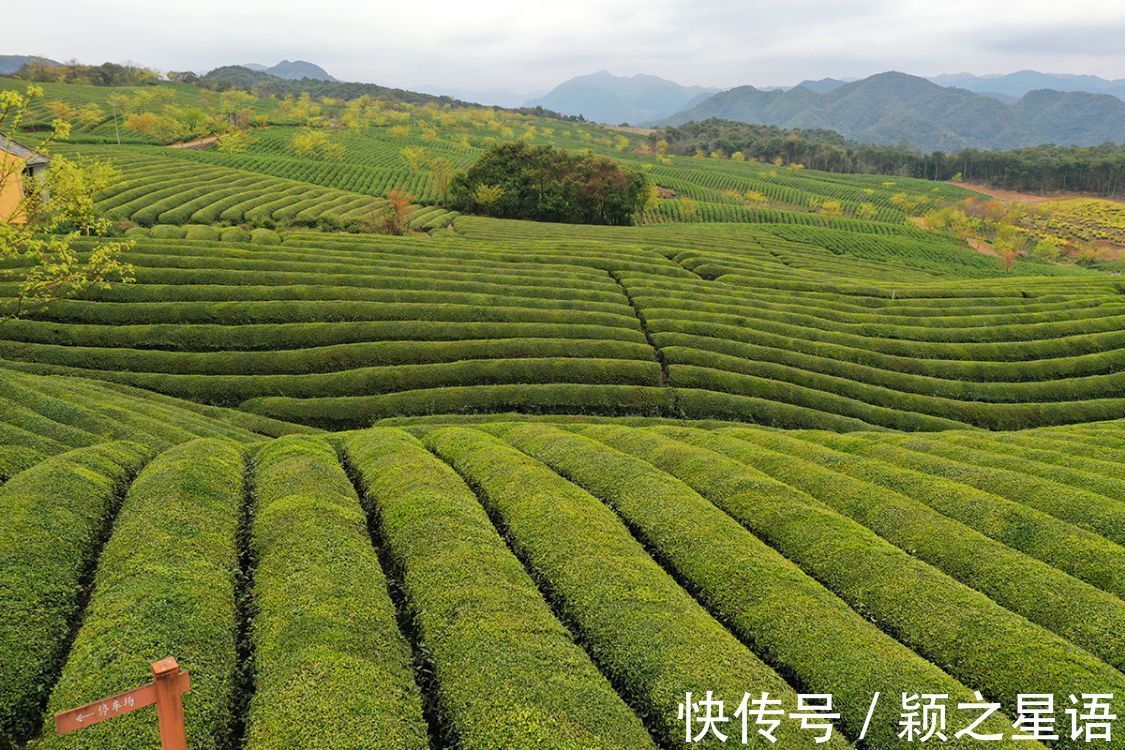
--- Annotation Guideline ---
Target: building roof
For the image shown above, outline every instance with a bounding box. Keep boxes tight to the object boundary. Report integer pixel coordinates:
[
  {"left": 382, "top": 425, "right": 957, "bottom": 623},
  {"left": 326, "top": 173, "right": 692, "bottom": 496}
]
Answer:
[{"left": 0, "top": 136, "right": 50, "bottom": 166}]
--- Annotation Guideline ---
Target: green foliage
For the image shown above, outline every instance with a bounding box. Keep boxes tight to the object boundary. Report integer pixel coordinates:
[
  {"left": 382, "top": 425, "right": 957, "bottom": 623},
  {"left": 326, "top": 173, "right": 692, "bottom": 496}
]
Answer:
[
  {"left": 451, "top": 142, "right": 650, "bottom": 225},
  {"left": 249, "top": 228, "right": 281, "bottom": 245},
  {"left": 0, "top": 442, "right": 151, "bottom": 745},
  {"left": 497, "top": 424, "right": 1021, "bottom": 748},
  {"left": 425, "top": 427, "right": 843, "bottom": 749},
  {"left": 39, "top": 439, "right": 245, "bottom": 750},
  {"left": 345, "top": 429, "right": 653, "bottom": 749},
  {"left": 624, "top": 427, "right": 1125, "bottom": 731},
  {"left": 221, "top": 226, "right": 251, "bottom": 242},
  {"left": 247, "top": 436, "right": 427, "bottom": 749}
]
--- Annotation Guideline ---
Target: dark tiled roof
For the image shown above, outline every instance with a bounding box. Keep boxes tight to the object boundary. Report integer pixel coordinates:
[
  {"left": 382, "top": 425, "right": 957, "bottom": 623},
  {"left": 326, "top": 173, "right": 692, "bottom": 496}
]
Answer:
[{"left": 0, "top": 136, "right": 49, "bottom": 165}]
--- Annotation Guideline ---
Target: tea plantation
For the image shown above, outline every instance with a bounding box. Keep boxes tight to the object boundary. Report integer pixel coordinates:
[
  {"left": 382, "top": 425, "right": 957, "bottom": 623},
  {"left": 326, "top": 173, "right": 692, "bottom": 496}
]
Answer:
[{"left": 0, "top": 77, "right": 1121, "bottom": 749}]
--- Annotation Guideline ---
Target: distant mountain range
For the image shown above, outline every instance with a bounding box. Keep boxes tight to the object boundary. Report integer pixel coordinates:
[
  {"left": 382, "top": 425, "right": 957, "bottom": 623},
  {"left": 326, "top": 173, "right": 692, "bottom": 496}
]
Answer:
[
  {"left": 524, "top": 71, "right": 718, "bottom": 125},
  {"left": 928, "top": 71, "right": 1125, "bottom": 102},
  {"left": 655, "top": 72, "right": 1125, "bottom": 151},
  {"left": 242, "top": 60, "right": 335, "bottom": 81},
  {"left": 0, "top": 54, "right": 61, "bottom": 74}
]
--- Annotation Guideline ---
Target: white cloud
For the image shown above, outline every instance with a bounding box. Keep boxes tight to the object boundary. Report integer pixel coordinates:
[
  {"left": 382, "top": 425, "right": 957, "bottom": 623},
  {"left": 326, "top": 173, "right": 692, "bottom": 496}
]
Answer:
[{"left": 9, "top": 0, "right": 1125, "bottom": 91}]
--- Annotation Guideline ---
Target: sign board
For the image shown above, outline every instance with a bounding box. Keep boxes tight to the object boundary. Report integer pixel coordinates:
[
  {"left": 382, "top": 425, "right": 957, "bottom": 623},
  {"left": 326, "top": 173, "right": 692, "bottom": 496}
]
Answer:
[{"left": 54, "top": 657, "right": 191, "bottom": 750}]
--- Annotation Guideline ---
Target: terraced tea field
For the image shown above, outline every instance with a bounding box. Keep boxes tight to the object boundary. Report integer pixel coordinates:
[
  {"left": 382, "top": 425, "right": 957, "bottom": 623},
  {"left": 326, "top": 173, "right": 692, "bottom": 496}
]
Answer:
[
  {"left": 1, "top": 418, "right": 1121, "bottom": 750},
  {"left": 2, "top": 76, "right": 1122, "bottom": 749},
  {"left": 1, "top": 217, "right": 1118, "bottom": 431}
]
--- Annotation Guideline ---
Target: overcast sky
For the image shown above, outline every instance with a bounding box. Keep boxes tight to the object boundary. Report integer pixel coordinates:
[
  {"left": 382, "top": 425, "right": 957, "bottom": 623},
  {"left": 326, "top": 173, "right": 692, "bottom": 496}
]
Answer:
[{"left": 9, "top": 0, "right": 1125, "bottom": 93}]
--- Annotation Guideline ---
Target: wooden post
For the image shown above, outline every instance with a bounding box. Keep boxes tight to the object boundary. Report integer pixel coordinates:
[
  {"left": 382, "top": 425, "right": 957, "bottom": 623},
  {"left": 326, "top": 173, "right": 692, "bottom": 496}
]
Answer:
[{"left": 151, "top": 657, "right": 189, "bottom": 750}]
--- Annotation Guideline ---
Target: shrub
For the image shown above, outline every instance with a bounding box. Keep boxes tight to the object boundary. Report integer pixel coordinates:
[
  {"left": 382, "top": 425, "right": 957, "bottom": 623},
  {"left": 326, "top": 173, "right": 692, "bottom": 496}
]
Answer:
[
  {"left": 221, "top": 226, "right": 252, "bottom": 242},
  {"left": 250, "top": 228, "right": 282, "bottom": 245},
  {"left": 828, "top": 434, "right": 1125, "bottom": 544},
  {"left": 39, "top": 439, "right": 244, "bottom": 750},
  {"left": 183, "top": 224, "right": 220, "bottom": 241},
  {"left": 345, "top": 428, "right": 653, "bottom": 749},
  {"left": 595, "top": 426, "right": 1125, "bottom": 727},
  {"left": 424, "top": 427, "right": 844, "bottom": 750},
  {"left": 495, "top": 424, "right": 1020, "bottom": 748},
  {"left": 247, "top": 436, "right": 427, "bottom": 749},
  {"left": 795, "top": 431, "right": 1125, "bottom": 597},
  {"left": 0, "top": 442, "right": 151, "bottom": 745},
  {"left": 720, "top": 428, "right": 1125, "bottom": 669},
  {"left": 149, "top": 224, "right": 186, "bottom": 239}
]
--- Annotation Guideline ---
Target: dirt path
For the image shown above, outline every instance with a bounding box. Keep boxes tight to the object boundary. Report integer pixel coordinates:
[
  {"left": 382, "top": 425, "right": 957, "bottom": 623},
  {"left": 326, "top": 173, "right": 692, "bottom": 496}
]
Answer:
[{"left": 167, "top": 135, "right": 218, "bottom": 150}]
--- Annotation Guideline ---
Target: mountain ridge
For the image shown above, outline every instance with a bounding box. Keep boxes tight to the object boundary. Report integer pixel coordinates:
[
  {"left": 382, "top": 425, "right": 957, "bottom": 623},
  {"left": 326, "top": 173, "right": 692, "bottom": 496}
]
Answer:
[
  {"left": 524, "top": 70, "right": 719, "bottom": 124},
  {"left": 655, "top": 72, "right": 1125, "bottom": 151}
]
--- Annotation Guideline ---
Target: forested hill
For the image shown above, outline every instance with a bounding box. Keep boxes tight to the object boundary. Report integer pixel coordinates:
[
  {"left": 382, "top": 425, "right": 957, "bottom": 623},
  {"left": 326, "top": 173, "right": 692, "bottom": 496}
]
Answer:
[{"left": 658, "top": 72, "right": 1125, "bottom": 151}]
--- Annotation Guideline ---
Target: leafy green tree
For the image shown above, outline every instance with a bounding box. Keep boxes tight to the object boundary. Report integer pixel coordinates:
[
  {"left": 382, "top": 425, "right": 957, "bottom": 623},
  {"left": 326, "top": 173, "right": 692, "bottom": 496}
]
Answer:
[
  {"left": 1, "top": 86, "right": 133, "bottom": 321},
  {"left": 450, "top": 142, "right": 649, "bottom": 225}
]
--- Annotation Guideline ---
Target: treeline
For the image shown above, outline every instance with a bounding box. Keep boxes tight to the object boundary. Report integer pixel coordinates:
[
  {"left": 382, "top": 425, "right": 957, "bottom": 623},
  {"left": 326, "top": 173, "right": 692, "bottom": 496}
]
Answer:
[
  {"left": 652, "top": 119, "right": 1125, "bottom": 196},
  {"left": 11, "top": 59, "right": 161, "bottom": 87}
]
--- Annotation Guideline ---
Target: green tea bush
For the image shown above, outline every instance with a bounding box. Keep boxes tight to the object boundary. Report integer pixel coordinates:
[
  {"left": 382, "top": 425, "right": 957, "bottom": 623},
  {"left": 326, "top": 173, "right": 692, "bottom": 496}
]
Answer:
[
  {"left": 0, "top": 442, "right": 151, "bottom": 745},
  {"left": 250, "top": 228, "right": 282, "bottom": 245},
  {"left": 425, "top": 427, "right": 841, "bottom": 749},
  {"left": 39, "top": 439, "right": 245, "bottom": 750},
  {"left": 149, "top": 224, "right": 187, "bottom": 239},
  {"left": 345, "top": 428, "right": 653, "bottom": 749},
  {"left": 603, "top": 427, "right": 1125, "bottom": 732},
  {"left": 497, "top": 424, "right": 1014, "bottom": 749},
  {"left": 247, "top": 436, "right": 427, "bottom": 749}
]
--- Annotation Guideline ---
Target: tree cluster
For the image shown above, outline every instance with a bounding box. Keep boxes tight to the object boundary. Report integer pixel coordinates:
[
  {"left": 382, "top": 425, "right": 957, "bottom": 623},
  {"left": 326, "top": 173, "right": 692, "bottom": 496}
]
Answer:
[
  {"left": 450, "top": 142, "right": 650, "bottom": 225},
  {"left": 12, "top": 60, "right": 161, "bottom": 87},
  {"left": 652, "top": 119, "right": 1125, "bottom": 197}
]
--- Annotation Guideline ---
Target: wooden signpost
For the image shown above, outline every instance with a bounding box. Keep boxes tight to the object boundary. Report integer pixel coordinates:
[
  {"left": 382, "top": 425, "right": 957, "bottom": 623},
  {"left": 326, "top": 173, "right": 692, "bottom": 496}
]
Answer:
[{"left": 54, "top": 657, "right": 191, "bottom": 749}]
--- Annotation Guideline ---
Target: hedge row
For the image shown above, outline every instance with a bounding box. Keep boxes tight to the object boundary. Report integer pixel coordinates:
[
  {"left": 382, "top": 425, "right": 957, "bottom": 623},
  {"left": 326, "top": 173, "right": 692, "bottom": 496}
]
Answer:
[
  {"left": 0, "top": 319, "right": 648, "bottom": 351},
  {"left": 0, "top": 338, "right": 655, "bottom": 376},
  {"left": 496, "top": 424, "right": 1015, "bottom": 749},
  {"left": 641, "top": 304, "right": 1125, "bottom": 354},
  {"left": 657, "top": 331, "right": 1124, "bottom": 400},
  {"left": 0, "top": 442, "right": 151, "bottom": 745},
  {"left": 718, "top": 428, "right": 1125, "bottom": 668},
  {"left": 672, "top": 388, "right": 880, "bottom": 430},
  {"left": 902, "top": 433, "right": 1125, "bottom": 501},
  {"left": 242, "top": 384, "right": 676, "bottom": 430},
  {"left": 0, "top": 445, "right": 44, "bottom": 482},
  {"left": 0, "top": 369, "right": 262, "bottom": 448},
  {"left": 39, "top": 439, "right": 245, "bottom": 750},
  {"left": 829, "top": 435, "right": 1124, "bottom": 545},
  {"left": 584, "top": 426, "right": 1125, "bottom": 746},
  {"left": 650, "top": 316, "right": 1123, "bottom": 372},
  {"left": 80, "top": 281, "right": 634, "bottom": 317},
  {"left": 626, "top": 276, "right": 1118, "bottom": 320},
  {"left": 247, "top": 436, "right": 427, "bottom": 749},
  {"left": 424, "top": 427, "right": 838, "bottom": 749},
  {"left": 344, "top": 429, "right": 653, "bottom": 749},
  {"left": 630, "top": 281, "right": 1124, "bottom": 332},
  {"left": 791, "top": 431, "right": 1125, "bottom": 598},
  {"left": 668, "top": 363, "right": 970, "bottom": 430},
  {"left": 667, "top": 355, "right": 1125, "bottom": 430},
  {"left": 32, "top": 299, "right": 640, "bottom": 329}
]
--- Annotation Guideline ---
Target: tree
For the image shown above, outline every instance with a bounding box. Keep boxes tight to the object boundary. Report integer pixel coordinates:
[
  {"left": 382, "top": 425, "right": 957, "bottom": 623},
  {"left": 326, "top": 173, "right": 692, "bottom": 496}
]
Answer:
[
  {"left": 449, "top": 142, "right": 649, "bottom": 226},
  {"left": 290, "top": 129, "right": 344, "bottom": 159},
  {"left": 470, "top": 184, "right": 503, "bottom": 215},
  {"left": 401, "top": 146, "right": 430, "bottom": 174},
  {"left": 1, "top": 85, "right": 133, "bottom": 321},
  {"left": 383, "top": 189, "right": 414, "bottom": 235},
  {"left": 216, "top": 130, "right": 254, "bottom": 153},
  {"left": 429, "top": 157, "right": 455, "bottom": 202}
]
